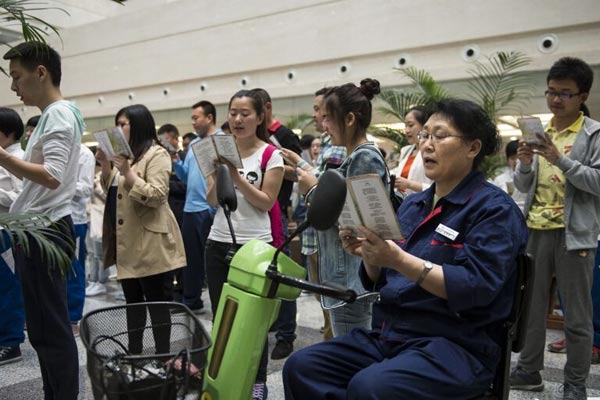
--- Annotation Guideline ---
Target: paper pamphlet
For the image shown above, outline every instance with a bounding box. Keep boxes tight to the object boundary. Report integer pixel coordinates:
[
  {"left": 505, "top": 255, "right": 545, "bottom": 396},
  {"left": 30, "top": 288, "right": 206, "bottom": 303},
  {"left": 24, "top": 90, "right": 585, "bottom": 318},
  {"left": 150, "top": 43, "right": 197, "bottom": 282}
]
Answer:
[
  {"left": 268, "top": 135, "right": 283, "bottom": 149},
  {"left": 93, "top": 127, "right": 133, "bottom": 160},
  {"left": 191, "top": 134, "right": 243, "bottom": 177},
  {"left": 517, "top": 117, "right": 546, "bottom": 145},
  {"left": 338, "top": 174, "right": 403, "bottom": 240}
]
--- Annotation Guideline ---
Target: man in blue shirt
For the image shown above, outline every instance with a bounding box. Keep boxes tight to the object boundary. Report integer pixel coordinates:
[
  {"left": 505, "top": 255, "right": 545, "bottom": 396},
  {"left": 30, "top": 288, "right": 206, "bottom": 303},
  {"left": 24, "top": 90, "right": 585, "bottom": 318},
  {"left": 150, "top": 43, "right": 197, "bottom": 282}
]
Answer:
[{"left": 173, "top": 100, "right": 221, "bottom": 313}]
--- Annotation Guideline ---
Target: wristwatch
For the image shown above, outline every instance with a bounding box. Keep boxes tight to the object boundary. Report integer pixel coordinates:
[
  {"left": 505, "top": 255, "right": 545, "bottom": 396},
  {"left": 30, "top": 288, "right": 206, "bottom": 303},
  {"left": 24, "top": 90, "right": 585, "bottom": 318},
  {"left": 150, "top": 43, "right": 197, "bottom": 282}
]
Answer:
[{"left": 416, "top": 260, "right": 433, "bottom": 286}]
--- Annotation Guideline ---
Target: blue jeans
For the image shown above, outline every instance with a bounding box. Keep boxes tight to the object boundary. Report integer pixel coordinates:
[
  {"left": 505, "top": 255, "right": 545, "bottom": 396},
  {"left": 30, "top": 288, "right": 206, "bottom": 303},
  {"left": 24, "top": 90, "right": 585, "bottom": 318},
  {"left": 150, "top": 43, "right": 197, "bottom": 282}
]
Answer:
[
  {"left": 67, "top": 223, "right": 87, "bottom": 323},
  {"left": 181, "top": 210, "right": 213, "bottom": 308},
  {"left": 272, "top": 208, "right": 297, "bottom": 343},
  {"left": 0, "top": 237, "right": 24, "bottom": 347}
]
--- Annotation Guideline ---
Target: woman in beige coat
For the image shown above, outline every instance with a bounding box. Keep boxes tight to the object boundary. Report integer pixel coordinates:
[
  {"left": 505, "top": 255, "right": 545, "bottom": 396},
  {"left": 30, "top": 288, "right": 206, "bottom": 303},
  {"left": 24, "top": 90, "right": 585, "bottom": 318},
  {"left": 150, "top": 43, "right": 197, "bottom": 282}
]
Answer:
[{"left": 97, "top": 104, "right": 185, "bottom": 354}]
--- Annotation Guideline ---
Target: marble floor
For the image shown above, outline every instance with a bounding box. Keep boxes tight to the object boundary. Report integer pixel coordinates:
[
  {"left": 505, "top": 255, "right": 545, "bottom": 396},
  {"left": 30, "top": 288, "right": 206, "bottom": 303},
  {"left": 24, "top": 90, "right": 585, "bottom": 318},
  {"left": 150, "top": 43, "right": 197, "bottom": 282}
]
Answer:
[{"left": 1, "top": 280, "right": 599, "bottom": 400}]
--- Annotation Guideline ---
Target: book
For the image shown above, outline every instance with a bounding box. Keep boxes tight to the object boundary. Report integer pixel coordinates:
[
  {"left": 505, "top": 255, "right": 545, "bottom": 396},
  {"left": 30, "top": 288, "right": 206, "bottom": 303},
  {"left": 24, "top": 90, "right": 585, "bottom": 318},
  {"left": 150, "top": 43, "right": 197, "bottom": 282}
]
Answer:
[
  {"left": 517, "top": 117, "right": 546, "bottom": 145},
  {"left": 338, "top": 174, "right": 403, "bottom": 240},
  {"left": 93, "top": 127, "right": 133, "bottom": 160},
  {"left": 191, "top": 134, "right": 243, "bottom": 177}
]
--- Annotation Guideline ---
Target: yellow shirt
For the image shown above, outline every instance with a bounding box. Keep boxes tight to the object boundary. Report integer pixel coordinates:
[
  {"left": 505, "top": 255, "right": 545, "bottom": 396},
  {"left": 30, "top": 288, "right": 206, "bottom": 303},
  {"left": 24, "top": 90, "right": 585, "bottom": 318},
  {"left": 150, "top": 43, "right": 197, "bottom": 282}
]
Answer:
[{"left": 527, "top": 113, "right": 584, "bottom": 229}]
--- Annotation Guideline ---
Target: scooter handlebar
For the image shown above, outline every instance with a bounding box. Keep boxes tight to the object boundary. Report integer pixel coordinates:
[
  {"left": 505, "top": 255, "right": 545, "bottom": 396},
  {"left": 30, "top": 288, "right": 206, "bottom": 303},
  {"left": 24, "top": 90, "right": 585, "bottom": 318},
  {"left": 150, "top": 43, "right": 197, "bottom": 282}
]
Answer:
[{"left": 265, "top": 269, "right": 357, "bottom": 303}]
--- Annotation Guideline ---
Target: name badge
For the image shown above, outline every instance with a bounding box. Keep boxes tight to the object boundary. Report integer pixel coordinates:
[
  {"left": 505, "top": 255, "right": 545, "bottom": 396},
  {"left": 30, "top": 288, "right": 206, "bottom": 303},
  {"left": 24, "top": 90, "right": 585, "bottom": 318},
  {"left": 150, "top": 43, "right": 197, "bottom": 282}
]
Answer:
[{"left": 435, "top": 223, "right": 459, "bottom": 241}]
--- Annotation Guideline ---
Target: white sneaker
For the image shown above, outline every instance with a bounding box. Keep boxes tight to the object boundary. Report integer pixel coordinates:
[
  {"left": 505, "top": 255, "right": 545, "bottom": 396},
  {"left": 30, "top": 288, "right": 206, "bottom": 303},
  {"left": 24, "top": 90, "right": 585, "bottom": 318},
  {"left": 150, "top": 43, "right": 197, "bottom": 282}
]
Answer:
[{"left": 86, "top": 282, "right": 107, "bottom": 297}]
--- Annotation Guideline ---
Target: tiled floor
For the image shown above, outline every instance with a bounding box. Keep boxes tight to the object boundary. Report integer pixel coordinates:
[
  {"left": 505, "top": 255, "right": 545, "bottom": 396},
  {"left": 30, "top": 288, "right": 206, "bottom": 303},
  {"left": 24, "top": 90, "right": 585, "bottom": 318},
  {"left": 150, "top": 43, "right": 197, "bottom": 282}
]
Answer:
[{"left": 1, "top": 280, "right": 599, "bottom": 399}]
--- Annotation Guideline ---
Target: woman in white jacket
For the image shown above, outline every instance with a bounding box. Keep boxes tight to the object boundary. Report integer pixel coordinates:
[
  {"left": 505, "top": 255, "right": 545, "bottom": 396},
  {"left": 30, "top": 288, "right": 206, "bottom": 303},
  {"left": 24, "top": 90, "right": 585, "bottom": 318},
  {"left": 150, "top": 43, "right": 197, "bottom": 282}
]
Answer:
[{"left": 391, "top": 106, "right": 432, "bottom": 195}]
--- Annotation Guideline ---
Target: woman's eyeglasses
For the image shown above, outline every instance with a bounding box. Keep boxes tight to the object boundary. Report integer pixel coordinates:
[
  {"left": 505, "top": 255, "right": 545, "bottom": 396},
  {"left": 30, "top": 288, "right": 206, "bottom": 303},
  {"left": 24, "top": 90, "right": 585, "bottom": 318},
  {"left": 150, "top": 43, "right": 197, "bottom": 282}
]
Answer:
[{"left": 417, "top": 131, "right": 462, "bottom": 143}]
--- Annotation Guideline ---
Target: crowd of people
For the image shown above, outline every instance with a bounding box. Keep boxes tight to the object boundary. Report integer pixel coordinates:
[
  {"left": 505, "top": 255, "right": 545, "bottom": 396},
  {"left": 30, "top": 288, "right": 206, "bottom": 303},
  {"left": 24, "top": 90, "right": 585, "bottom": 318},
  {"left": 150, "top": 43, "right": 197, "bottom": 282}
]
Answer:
[{"left": 0, "top": 40, "right": 598, "bottom": 400}]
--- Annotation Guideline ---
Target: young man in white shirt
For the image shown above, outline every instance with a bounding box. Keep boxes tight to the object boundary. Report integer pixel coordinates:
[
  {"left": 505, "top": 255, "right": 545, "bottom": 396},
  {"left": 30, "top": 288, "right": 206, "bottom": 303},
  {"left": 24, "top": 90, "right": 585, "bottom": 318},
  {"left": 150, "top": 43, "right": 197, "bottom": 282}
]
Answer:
[{"left": 1, "top": 42, "right": 85, "bottom": 400}]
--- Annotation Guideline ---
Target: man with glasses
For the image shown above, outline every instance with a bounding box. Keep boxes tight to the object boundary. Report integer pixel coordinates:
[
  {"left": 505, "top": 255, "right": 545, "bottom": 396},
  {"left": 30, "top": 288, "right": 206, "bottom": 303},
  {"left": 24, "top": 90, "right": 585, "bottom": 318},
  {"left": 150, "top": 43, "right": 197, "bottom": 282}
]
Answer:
[{"left": 509, "top": 57, "right": 600, "bottom": 400}]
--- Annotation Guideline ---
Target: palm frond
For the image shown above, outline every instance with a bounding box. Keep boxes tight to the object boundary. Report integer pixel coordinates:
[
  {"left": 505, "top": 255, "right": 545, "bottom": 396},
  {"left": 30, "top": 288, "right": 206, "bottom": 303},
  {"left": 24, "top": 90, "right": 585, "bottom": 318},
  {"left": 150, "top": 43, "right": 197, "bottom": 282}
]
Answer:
[
  {"left": 369, "top": 126, "right": 407, "bottom": 154},
  {"left": 284, "top": 113, "right": 313, "bottom": 132},
  {"left": 0, "top": 212, "right": 74, "bottom": 275},
  {"left": 466, "top": 51, "right": 534, "bottom": 119},
  {"left": 377, "top": 89, "right": 429, "bottom": 122},
  {"left": 399, "top": 67, "right": 452, "bottom": 102}
]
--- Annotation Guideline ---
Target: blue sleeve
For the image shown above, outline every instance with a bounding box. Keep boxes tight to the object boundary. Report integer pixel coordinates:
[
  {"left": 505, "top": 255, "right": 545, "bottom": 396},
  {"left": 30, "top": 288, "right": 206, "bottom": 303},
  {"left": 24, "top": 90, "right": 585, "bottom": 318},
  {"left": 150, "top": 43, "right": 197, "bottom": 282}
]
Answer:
[
  {"left": 346, "top": 148, "right": 386, "bottom": 181},
  {"left": 443, "top": 201, "right": 528, "bottom": 313},
  {"left": 173, "top": 153, "right": 190, "bottom": 182}
]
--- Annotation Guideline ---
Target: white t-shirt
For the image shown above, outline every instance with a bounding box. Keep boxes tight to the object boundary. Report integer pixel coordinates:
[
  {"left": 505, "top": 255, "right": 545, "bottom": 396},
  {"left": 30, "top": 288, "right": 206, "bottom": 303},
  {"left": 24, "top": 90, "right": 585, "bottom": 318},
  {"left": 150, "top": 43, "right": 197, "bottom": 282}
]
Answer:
[
  {"left": 10, "top": 100, "right": 85, "bottom": 221},
  {"left": 70, "top": 144, "right": 96, "bottom": 225},
  {"left": 209, "top": 143, "right": 284, "bottom": 244},
  {"left": 0, "top": 143, "right": 24, "bottom": 214}
]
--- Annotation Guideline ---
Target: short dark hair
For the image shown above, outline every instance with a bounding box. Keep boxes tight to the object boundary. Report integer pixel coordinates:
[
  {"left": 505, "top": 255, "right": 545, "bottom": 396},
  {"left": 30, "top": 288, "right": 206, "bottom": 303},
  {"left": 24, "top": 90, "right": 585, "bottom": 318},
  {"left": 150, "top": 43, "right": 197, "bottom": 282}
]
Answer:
[
  {"left": 26, "top": 115, "right": 40, "bottom": 128},
  {"left": 3, "top": 42, "right": 62, "bottom": 87},
  {"left": 405, "top": 105, "right": 430, "bottom": 126},
  {"left": 323, "top": 78, "right": 381, "bottom": 143},
  {"left": 428, "top": 99, "right": 499, "bottom": 170},
  {"left": 300, "top": 134, "right": 315, "bottom": 150},
  {"left": 157, "top": 123, "right": 179, "bottom": 137},
  {"left": 252, "top": 88, "right": 272, "bottom": 105},
  {"left": 192, "top": 100, "right": 217, "bottom": 123},
  {"left": 115, "top": 104, "right": 158, "bottom": 165},
  {"left": 228, "top": 89, "right": 269, "bottom": 142},
  {"left": 0, "top": 107, "right": 24, "bottom": 141},
  {"left": 220, "top": 121, "right": 230, "bottom": 132},
  {"left": 182, "top": 132, "right": 197, "bottom": 142},
  {"left": 547, "top": 57, "right": 594, "bottom": 93},
  {"left": 315, "top": 87, "right": 329, "bottom": 97},
  {"left": 505, "top": 140, "right": 519, "bottom": 159}
]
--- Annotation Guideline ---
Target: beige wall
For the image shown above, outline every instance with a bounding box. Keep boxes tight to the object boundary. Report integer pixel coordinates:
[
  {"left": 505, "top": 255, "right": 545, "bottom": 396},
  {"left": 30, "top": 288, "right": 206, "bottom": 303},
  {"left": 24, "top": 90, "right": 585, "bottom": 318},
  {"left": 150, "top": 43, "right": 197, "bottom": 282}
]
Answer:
[{"left": 1, "top": 0, "right": 599, "bottom": 126}]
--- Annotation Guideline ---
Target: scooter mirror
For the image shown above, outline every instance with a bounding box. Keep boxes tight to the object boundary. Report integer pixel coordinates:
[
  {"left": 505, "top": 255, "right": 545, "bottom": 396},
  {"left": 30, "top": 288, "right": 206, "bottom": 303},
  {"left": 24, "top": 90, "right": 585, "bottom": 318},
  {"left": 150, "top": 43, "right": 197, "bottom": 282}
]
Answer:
[
  {"left": 306, "top": 170, "right": 346, "bottom": 231},
  {"left": 216, "top": 163, "right": 237, "bottom": 212}
]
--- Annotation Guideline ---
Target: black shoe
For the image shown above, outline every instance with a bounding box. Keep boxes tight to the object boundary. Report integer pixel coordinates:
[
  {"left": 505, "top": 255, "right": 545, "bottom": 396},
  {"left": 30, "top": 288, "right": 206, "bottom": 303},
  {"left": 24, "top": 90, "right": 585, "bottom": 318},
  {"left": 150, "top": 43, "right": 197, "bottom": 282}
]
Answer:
[
  {"left": 271, "top": 340, "right": 293, "bottom": 360},
  {"left": 563, "top": 382, "right": 587, "bottom": 400},
  {"left": 185, "top": 299, "right": 205, "bottom": 314},
  {"left": 0, "top": 346, "right": 22, "bottom": 366},
  {"left": 509, "top": 366, "right": 544, "bottom": 392}
]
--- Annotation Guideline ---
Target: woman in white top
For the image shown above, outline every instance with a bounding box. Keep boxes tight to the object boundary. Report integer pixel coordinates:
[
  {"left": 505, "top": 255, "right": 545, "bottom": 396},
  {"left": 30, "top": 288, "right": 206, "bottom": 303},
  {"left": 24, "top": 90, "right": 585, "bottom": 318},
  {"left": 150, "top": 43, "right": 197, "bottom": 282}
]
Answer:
[
  {"left": 391, "top": 106, "right": 433, "bottom": 195},
  {"left": 205, "top": 89, "right": 284, "bottom": 397}
]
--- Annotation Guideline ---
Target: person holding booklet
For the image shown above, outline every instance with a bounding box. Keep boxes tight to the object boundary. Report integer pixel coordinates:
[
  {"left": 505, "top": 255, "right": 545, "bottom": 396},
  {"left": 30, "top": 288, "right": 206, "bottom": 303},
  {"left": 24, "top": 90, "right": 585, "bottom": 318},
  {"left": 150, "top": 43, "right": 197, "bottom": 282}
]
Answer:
[
  {"left": 96, "top": 104, "right": 186, "bottom": 354},
  {"left": 283, "top": 99, "right": 528, "bottom": 399},
  {"left": 281, "top": 78, "right": 389, "bottom": 338},
  {"left": 205, "top": 89, "right": 284, "bottom": 400}
]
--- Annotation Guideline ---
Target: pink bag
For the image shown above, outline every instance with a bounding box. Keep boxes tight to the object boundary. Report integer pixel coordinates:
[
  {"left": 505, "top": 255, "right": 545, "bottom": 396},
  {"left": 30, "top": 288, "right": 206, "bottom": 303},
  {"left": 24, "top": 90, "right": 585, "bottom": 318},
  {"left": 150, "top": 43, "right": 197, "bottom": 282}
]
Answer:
[{"left": 260, "top": 144, "right": 285, "bottom": 247}]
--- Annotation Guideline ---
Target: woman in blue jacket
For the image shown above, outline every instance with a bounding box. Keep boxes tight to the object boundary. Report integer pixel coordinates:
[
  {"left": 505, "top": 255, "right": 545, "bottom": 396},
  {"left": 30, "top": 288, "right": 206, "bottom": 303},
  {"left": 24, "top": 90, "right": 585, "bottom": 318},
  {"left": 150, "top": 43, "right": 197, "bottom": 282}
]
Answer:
[{"left": 283, "top": 99, "right": 528, "bottom": 399}]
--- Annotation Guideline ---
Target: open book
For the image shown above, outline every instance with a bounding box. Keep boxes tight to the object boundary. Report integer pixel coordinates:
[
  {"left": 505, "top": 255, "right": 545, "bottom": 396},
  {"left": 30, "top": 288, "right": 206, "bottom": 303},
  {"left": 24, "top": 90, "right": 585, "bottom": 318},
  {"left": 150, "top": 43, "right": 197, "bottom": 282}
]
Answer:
[
  {"left": 191, "top": 134, "right": 243, "bottom": 177},
  {"left": 517, "top": 117, "right": 546, "bottom": 145},
  {"left": 93, "top": 127, "right": 133, "bottom": 160},
  {"left": 338, "top": 174, "right": 403, "bottom": 240}
]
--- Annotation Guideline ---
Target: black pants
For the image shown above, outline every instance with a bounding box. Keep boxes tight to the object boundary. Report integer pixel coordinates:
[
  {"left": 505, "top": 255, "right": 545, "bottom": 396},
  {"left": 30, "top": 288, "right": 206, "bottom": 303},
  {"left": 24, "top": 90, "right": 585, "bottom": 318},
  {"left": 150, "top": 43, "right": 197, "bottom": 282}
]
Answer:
[
  {"left": 120, "top": 271, "right": 172, "bottom": 354},
  {"left": 15, "top": 215, "right": 78, "bottom": 400},
  {"left": 205, "top": 239, "right": 269, "bottom": 383}
]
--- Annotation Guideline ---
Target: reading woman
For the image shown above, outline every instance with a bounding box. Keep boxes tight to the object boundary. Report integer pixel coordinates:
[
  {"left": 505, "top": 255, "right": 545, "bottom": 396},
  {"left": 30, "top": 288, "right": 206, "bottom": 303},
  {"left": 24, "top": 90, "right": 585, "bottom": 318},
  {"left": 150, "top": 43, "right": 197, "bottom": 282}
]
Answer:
[{"left": 283, "top": 99, "right": 528, "bottom": 399}]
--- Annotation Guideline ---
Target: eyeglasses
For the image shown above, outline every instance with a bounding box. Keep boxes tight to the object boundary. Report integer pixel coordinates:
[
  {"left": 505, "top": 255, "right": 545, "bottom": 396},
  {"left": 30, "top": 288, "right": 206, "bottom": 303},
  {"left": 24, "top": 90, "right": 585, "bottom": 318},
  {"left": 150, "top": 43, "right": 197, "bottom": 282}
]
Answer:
[
  {"left": 544, "top": 90, "right": 581, "bottom": 100},
  {"left": 417, "top": 130, "right": 462, "bottom": 143}
]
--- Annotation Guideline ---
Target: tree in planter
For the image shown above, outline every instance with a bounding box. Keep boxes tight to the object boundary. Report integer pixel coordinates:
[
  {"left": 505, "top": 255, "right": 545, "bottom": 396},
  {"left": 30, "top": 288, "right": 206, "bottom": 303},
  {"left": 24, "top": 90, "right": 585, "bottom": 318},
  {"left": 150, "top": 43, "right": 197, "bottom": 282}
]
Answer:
[{"left": 373, "top": 51, "right": 534, "bottom": 179}]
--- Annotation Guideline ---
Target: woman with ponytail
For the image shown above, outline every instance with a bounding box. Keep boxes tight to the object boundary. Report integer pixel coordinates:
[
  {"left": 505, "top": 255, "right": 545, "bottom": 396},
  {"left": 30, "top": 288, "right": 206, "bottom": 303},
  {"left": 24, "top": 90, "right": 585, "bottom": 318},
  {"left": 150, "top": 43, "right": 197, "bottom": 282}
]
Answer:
[{"left": 282, "top": 78, "right": 389, "bottom": 337}]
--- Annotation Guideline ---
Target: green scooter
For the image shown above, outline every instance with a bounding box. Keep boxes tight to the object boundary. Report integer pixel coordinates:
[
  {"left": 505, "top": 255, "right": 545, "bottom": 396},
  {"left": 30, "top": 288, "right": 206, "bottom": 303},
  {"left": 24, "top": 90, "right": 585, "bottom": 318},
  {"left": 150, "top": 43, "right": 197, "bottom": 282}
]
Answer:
[{"left": 201, "top": 165, "right": 355, "bottom": 400}]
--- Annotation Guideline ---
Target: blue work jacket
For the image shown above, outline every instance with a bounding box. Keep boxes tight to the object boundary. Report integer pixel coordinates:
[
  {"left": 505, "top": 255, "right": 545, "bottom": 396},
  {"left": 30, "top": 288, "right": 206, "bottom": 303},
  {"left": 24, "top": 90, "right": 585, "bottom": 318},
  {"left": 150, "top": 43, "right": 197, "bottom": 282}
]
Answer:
[{"left": 360, "top": 170, "right": 528, "bottom": 369}]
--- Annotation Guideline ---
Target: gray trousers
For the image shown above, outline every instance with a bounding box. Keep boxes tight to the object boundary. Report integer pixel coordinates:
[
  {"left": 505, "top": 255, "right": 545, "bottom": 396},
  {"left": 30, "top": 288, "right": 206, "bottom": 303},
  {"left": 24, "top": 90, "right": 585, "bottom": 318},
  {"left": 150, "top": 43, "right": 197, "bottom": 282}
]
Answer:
[{"left": 517, "top": 229, "right": 594, "bottom": 385}]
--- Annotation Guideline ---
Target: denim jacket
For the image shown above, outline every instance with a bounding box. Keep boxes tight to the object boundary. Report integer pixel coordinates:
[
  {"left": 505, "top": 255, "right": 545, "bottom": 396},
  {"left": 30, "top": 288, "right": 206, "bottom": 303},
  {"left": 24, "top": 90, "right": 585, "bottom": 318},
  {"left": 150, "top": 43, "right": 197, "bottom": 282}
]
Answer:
[
  {"left": 514, "top": 117, "right": 600, "bottom": 250},
  {"left": 315, "top": 144, "right": 388, "bottom": 308}
]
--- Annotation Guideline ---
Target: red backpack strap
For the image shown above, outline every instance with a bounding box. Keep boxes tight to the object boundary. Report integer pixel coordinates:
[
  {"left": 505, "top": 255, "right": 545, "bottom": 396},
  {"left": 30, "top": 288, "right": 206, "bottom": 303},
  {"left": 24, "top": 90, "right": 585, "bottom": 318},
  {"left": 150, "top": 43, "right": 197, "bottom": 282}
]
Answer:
[{"left": 261, "top": 144, "right": 277, "bottom": 171}]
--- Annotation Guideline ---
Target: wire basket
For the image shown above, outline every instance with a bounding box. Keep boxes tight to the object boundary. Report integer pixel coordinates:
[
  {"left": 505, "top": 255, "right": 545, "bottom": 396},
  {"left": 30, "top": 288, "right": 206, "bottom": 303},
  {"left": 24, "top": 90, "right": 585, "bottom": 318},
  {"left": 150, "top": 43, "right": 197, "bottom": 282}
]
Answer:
[{"left": 80, "top": 302, "right": 211, "bottom": 400}]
